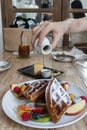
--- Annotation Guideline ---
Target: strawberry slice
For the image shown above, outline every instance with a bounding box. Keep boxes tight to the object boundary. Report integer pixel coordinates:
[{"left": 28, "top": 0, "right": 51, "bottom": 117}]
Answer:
[
  {"left": 80, "top": 96, "right": 87, "bottom": 103},
  {"left": 32, "top": 107, "right": 45, "bottom": 114}
]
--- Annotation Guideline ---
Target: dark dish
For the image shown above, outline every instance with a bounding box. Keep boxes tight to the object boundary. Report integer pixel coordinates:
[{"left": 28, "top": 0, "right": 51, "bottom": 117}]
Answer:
[{"left": 17, "top": 65, "right": 64, "bottom": 79}]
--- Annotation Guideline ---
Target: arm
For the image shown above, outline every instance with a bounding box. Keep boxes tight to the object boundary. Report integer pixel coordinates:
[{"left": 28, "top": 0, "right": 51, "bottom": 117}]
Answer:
[
  {"left": 32, "top": 17, "right": 87, "bottom": 49},
  {"left": 66, "top": 17, "right": 87, "bottom": 34}
]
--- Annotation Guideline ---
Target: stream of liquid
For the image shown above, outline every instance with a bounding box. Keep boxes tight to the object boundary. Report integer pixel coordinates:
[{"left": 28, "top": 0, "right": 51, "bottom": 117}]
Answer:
[{"left": 43, "top": 54, "right": 45, "bottom": 67}]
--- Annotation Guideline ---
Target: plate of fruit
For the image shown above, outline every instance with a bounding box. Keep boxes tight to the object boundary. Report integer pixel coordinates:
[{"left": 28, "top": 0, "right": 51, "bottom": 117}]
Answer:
[{"left": 2, "top": 79, "right": 87, "bottom": 129}]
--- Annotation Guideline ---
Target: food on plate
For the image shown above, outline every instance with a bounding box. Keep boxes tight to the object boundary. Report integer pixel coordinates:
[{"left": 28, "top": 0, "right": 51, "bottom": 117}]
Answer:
[
  {"left": 69, "top": 94, "right": 87, "bottom": 104},
  {"left": 45, "top": 78, "right": 72, "bottom": 123},
  {"left": 10, "top": 80, "right": 49, "bottom": 101},
  {"left": 18, "top": 104, "right": 34, "bottom": 111},
  {"left": 10, "top": 78, "right": 86, "bottom": 123},
  {"left": 20, "top": 80, "right": 49, "bottom": 102},
  {"left": 61, "top": 82, "right": 70, "bottom": 91},
  {"left": 69, "top": 93, "right": 75, "bottom": 100},
  {"left": 17, "top": 103, "right": 51, "bottom": 122},
  {"left": 32, "top": 107, "right": 45, "bottom": 114},
  {"left": 80, "top": 96, "right": 87, "bottom": 103},
  {"left": 21, "top": 112, "right": 30, "bottom": 121},
  {"left": 34, "top": 63, "right": 43, "bottom": 75},
  {"left": 31, "top": 106, "right": 51, "bottom": 122},
  {"left": 10, "top": 83, "right": 25, "bottom": 98},
  {"left": 72, "top": 96, "right": 82, "bottom": 103},
  {"left": 10, "top": 83, "right": 22, "bottom": 90},
  {"left": 31, "top": 114, "right": 51, "bottom": 122},
  {"left": 66, "top": 100, "right": 86, "bottom": 115},
  {"left": 35, "top": 102, "right": 46, "bottom": 107},
  {"left": 19, "top": 109, "right": 30, "bottom": 117}
]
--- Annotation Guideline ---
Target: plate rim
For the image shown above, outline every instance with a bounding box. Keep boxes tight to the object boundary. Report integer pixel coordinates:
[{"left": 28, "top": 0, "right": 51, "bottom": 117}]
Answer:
[
  {"left": 2, "top": 80, "right": 87, "bottom": 129},
  {"left": 0, "top": 61, "right": 11, "bottom": 72}
]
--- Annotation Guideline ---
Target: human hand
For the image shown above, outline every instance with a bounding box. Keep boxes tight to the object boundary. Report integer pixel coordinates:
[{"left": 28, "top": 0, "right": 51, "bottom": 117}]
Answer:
[{"left": 32, "top": 21, "right": 69, "bottom": 49}]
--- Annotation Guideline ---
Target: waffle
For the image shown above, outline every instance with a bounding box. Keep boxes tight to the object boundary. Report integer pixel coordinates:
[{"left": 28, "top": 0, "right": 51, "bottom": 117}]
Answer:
[
  {"left": 45, "top": 78, "right": 72, "bottom": 123},
  {"left": 20, "top": 80, "right": 49, "bottom": 102}
]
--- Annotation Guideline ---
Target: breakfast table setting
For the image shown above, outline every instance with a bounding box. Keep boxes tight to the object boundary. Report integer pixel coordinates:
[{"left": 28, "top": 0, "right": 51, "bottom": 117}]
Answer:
[{"left": 0, "top": 46, "right": 87, "bottom": 130}]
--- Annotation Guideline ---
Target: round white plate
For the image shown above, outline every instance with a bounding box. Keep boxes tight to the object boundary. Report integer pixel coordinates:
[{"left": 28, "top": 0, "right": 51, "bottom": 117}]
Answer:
[
  {"left": 0, "top": 61, "right": 11, "bottom": 72},
  {"left": 52, "top": 54, "right": 75, "bottom": 62},
  {"left": 2, "top": 80, "right": 87, "bottom": 129}
]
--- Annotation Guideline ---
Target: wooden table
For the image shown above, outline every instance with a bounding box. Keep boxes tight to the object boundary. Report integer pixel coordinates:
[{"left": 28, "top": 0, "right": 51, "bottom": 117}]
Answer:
[{"left": 0, "top": 51, "right": 87, "bottom": 130}]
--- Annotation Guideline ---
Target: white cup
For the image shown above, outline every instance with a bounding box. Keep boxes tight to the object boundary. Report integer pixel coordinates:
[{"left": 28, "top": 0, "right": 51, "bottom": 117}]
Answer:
[
  {"left": 34, "top": 37, "right": 52, "bottom": 55},
  {"left": 41, "top": 68, "right": 51, "bottom": 78}
]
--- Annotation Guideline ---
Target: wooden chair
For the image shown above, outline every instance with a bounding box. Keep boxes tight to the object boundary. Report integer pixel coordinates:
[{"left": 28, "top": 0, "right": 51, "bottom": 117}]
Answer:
[{"left": 3, "top": 28, "right": 33, "bottom": 52}]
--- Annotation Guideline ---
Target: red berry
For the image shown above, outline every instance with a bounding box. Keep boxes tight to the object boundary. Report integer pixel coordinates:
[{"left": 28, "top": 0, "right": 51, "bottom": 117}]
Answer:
[
  {"left": 22, "top": 112, "right": 30, "bottom": 121},
  {"left": 32, "top": 108, "right": 44, "bottom": 114},
  {"left": 13, "top": 87, "right": 20, "bottom": 93},
  {"left": 80, "top": 96, "right": 87, "bottom": 103}
]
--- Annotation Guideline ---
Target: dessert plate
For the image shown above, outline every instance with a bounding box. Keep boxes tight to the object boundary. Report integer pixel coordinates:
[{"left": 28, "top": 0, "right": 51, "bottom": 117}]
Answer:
[
  {"left": 2, "top": 80, "right": 87, "bottom": 129},
  {"left": 0, "top": 61, "right": 11, "bottom": 72},
  {"left": 17, "top": 65, "right": 64, "bottom": 79}
]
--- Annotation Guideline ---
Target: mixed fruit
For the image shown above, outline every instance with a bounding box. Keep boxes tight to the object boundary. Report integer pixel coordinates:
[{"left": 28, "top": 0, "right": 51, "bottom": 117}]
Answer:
[
  {"left": 10, "top": 83, "right": 27, "bottom": 99},
  {"left": 11, "top": 82, "right": 87, "bottom": 122},
  {"left": 17, "top": 103, "right": 51, "bottom": 122}
]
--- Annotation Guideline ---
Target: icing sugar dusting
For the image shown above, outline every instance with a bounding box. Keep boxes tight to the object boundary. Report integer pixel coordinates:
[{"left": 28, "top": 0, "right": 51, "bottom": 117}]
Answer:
[{"left": 50, "top": 79, "right": 71, "bottom": 107}]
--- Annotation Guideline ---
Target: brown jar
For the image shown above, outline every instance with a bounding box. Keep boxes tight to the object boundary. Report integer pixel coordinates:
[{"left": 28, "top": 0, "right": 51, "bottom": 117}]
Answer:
[{"left": 18, "top": 44, "right": 30, "bottom": 57}]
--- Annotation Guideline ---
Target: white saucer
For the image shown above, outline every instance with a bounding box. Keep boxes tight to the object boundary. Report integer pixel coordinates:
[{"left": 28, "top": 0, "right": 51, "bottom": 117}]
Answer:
[{"left": 0, "top": 61, "right": 11, "bottom": 72}]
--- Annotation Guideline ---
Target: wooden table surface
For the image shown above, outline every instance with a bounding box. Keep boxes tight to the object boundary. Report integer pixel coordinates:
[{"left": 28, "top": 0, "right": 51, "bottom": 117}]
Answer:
[{"left": 0, "top": 51, "right": 87, "bottom": 130}]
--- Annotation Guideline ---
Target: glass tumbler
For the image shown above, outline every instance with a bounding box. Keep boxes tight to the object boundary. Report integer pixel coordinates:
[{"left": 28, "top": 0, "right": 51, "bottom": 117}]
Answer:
[{"left": 18, "top": 37, "right": 30, "bottom": 57}]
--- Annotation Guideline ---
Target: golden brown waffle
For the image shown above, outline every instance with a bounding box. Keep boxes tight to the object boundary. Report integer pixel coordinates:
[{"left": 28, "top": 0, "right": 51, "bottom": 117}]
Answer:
[
  {"left": 20, "top": 80, "right": 49, "bottom": 102},
  {"left": 45, "top": 78, "right": 72, "bottom": 123}
]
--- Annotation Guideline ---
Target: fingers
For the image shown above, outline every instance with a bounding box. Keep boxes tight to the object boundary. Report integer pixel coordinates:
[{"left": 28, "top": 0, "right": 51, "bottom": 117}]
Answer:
[
  {"left": 32, "top": 21, "right": 50, "bottom": 44},
  {"left": 32, "top": 25, "right": 41, "bottom": 46},
  {"left": 37, "top": 25, "right": 54, "bottom": 46},
  {"left": 32, "top": 21, "right": 63, "bottom": 50},
  {"left": 52, "top": 33, "right": 63, "bottom": 49},
  {"left": 51, "top": 34, "right": 58, "bottom": 49},
  {"left": 33, "top": 25, "right": 40, "bottom": 33}
]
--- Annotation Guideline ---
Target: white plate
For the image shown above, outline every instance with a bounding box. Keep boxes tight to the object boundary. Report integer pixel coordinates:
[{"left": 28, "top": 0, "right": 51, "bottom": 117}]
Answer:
[
  {"left": 52, "top": 54, "right": 75, "bottom": 62},
  {"left": 0, "top": 61, "right": 11, "bottom": 72},
  {"left": 2, "top": 80, "right": 87, "bottom": 129}
]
